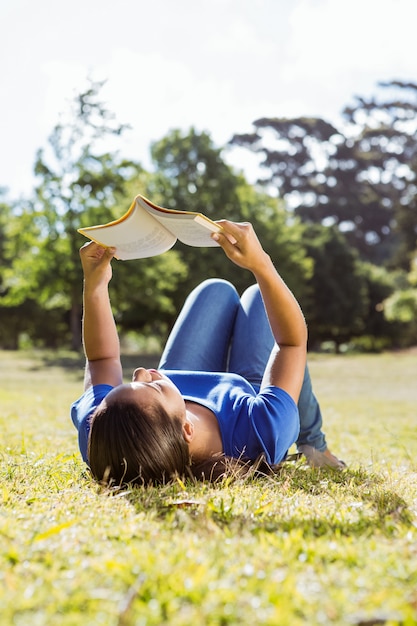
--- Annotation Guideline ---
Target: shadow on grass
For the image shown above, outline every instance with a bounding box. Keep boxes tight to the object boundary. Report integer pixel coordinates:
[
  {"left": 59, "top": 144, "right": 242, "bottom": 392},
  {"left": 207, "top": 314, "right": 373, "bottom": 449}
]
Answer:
[
  {"left": 123, "top": 467, "right": 415, "bottom": 538},
  {"left": 38, "top": 352, "right": 86, "bottom": 370},
  {"left": 23, "top": 350, "right": 160, "bottom": 375}
]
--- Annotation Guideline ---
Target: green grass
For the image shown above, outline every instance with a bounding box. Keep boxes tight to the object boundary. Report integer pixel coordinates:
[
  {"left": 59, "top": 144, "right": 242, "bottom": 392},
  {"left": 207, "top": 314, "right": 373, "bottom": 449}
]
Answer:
[{"left": 1, "top": 349, "right": 416, "bottom": 625}]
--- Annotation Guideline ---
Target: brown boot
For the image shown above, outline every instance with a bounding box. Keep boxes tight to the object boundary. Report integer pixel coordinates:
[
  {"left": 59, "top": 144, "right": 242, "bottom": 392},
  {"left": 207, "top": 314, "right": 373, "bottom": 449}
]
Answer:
[{"left": 298, "top": 444, "right": 347, "bottom": 470}]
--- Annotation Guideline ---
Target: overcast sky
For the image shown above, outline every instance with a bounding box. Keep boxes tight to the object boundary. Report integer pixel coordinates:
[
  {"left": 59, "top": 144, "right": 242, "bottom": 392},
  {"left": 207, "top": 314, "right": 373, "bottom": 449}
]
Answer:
[{"left": 1, "top": 0, "right": 416, "bottom": 198}]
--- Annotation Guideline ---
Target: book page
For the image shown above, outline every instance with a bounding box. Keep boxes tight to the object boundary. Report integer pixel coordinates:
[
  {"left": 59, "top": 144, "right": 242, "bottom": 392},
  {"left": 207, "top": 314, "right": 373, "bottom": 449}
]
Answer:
[
  {"left": 146, "top": 211, "right": 221, "bottom": 247},
  {"left": 79, "top": 207, "right": 176, "bottom": 260}
]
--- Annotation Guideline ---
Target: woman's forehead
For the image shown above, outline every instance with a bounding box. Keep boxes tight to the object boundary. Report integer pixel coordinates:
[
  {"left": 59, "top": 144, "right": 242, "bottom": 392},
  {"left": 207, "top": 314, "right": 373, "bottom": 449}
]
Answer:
[{"left": 105, "top": 383, "right": 153, "bottom": 403}]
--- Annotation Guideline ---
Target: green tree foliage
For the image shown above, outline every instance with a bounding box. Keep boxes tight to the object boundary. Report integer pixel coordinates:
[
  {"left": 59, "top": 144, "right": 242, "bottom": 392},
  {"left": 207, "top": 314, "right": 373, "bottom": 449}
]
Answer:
[
  {"left": 0, "top": 194, "right": 20, "bottom": 348},
  {"left": 356, "top": 262, "right": 398, "bottom": 351},
  {"left": 231, "top": 115, "right": 395, "bottom": 264},
  {"left": 300, "top": 224, "right": 369, "bottom": 351},
  {"left": 148, "top": 128, "right": 312, "bottom": 317},
  {"left": 383, "top": 252, "right": 417, "bottom": 346},
  {"left": 4, "top": 80, "right": 139, "bottom": 348},
  {"left": 3, "top": 80, "right": 416, "bottom": 350},
  {"left": 384, "top": 289, "right": 417, "bottom": 346},
  {"left": 4, "top": 80, "right": 189, "bottom": 350},
  {"left": 35, "top": 79, "right": 143, "bottom": 349},
  {"left": 1, "top": 195, "right": 45, "bottom": 348},
  {"left": 110, "top": 240, "right": 187, "bottom": 342},
  {"left": 0, "top": 192, "right": 11, "bottom": 294},
  {"left": 342, "top": 81, "right": 417, "bottom": 270},
  {"left": 230, "top": 81, "right": 417, "bottom": 269}
]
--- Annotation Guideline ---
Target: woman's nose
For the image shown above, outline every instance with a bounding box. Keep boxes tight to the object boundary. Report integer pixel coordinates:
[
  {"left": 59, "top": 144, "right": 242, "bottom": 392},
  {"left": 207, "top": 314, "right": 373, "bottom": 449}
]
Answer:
[{"left": 132, "top": 367, "right": 152, "bottom": 382}]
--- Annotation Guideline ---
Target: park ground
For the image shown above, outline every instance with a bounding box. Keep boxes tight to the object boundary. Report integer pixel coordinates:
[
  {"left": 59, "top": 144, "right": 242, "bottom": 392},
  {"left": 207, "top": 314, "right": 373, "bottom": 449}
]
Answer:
[{"left": 1, "top": 349, "right": 416, "bottom": 625}]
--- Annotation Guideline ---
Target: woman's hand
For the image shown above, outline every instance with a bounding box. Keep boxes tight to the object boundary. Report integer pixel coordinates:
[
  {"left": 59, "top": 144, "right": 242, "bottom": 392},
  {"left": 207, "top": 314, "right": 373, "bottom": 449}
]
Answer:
[
  {"left": 212, "top": 220, "right": 270, "bottom": 275},
  {"left": 214, "top": 219, "right": 307, "bottom": 401},
  {"left": 80, "top": 242, "right": 122, "bottom": 389},
  {"left": 79, "top": 242, "right": 116, "bottom": 289}
]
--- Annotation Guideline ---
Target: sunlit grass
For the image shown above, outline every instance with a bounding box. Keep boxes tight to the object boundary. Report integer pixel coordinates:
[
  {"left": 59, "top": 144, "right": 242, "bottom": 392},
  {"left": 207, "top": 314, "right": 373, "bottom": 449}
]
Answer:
[{"left": 1, "top": 350, "right": 416, "bottom": 625}]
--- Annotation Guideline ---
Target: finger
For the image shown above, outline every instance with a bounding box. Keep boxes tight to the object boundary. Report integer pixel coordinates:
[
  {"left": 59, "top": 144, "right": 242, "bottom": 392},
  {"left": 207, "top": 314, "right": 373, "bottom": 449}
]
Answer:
[
  {"left": 96, "top": 246, "right": 116, "bottom": 263},
  {"left": 79, "top": 241, "right": 95, "bottom": 255},
  {"left": 220, "top": 220, "right": 254, "bottom": 244},
  {"left": 213, "top": 230, "right": 238, "bottom": 245},
  {"left": 216, "top": 220, "right": 250, "bottom": 235},
  {"left": 105, "top": 246, "right": 116, "bottom": 258},
  {"left": 212, "top": 230, "right": 241, "bottom": 255},
  {"left": 80, "top": 241, "right": 105, "bottom": 255}
]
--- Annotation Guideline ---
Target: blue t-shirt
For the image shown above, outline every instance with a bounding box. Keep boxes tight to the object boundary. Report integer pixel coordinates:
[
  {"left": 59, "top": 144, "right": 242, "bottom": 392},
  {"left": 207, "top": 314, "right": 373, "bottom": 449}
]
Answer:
[{"left": 70, "top": 371, "right": 300, "bottom": 465}]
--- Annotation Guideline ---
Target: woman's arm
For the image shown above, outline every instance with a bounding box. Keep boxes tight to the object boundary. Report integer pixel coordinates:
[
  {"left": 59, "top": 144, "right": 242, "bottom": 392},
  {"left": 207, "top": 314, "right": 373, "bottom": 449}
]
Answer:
[
  {"left": 213, "top": 221, "right": 307, "bottom": 403},
  {"left": 79, "top": 242, "right": 123, "bottom": 390}
]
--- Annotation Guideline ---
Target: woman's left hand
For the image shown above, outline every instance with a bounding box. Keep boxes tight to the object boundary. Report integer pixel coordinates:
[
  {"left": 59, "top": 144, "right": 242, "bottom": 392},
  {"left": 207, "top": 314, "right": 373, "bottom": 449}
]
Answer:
[{"left": 79, "top": 242, "right": 116, "bottom": 288}]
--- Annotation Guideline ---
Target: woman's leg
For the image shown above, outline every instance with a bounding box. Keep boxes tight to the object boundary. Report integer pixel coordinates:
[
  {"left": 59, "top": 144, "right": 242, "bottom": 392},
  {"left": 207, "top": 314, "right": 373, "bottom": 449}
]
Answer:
[
  {"left": 228, "top": 284, "right": 274, "bottom": 385},
  {"left": 296, "top": 366, "right": 326, "bottom": 451},
  {"left": 158, "top": 279, "right": 240, "bottom": 371},
  {"left": 297, "top": 370, "right": 346, "bottom": 467},
  {"left": 228, "top": 284, "right": 327, "bottom": 449}
]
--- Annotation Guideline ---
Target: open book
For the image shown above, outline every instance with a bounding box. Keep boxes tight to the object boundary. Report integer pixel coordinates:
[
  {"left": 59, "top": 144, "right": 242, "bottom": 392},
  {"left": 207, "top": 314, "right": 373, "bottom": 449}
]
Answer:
[{"left": 78, "top": 194, "right": 222, "bottom": 260}]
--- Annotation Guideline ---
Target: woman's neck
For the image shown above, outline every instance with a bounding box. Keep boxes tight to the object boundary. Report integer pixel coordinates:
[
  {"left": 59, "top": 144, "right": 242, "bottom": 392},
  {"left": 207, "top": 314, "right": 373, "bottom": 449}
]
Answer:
[{"left": 185, "top": 401, "right": 223, "bottom": 461}]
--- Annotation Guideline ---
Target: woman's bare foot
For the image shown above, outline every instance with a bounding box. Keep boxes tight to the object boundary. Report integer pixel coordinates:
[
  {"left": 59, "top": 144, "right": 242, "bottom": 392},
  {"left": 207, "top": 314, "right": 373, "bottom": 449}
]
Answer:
[{"left": 298, "top": 444, "right": 347, "bottom": 470}]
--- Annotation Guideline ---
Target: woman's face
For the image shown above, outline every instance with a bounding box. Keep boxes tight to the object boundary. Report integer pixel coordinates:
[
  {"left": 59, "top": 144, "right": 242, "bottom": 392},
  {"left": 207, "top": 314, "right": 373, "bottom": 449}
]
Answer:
[{"left": 104, "top": 368, "right": 186, "bottom": 419}]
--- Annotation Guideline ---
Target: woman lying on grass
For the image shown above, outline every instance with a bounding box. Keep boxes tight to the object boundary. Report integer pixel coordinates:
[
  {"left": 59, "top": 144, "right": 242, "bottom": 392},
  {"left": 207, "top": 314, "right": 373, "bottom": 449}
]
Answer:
[{"left": 71, "top": 220, "right": 345, "bottom": 486}]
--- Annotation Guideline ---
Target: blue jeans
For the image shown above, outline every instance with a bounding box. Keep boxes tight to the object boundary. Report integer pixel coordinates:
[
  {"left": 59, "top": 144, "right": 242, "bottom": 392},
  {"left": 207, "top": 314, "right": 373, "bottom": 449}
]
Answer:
[{"left": 159, "top": 279, "right": 327, "bottom": 451}]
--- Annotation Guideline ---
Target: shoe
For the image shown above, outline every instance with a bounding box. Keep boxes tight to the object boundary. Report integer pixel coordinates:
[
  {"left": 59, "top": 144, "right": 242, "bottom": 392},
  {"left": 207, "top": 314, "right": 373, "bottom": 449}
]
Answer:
[{"left": 298, "top": 444, "right": 347, "bottom": 470}]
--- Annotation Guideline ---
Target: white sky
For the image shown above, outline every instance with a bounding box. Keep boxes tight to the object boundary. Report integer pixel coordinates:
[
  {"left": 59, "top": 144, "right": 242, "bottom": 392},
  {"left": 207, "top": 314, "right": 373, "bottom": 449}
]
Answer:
[{"left": 1, "top": 0, "right": 416, "bottom": 198}]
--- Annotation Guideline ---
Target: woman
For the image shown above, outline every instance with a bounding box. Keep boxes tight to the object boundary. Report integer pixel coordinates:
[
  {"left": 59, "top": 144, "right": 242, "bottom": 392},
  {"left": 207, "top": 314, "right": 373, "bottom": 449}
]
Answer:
[{"left": 71, "top": 220, "right": 345, "bottom": 486}]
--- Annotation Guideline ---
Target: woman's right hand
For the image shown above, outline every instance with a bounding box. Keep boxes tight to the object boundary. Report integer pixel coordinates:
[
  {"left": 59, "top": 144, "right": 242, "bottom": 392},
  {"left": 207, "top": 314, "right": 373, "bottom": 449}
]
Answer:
[
  {"left": 212, "top": 220, "right": 270, "bottom": 275},
  {"left": 214, "top": 220, "right": 307, "bottom": 402}
]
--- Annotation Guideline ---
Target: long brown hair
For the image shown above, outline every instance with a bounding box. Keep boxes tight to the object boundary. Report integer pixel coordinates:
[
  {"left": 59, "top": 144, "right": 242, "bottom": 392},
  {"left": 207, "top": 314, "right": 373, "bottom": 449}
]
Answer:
[
  {"left": 88, "top": 400, "right": 190, "bottom": 486},
  {"left": 88, "top": 401, "right": 297, "bottom": 488}
]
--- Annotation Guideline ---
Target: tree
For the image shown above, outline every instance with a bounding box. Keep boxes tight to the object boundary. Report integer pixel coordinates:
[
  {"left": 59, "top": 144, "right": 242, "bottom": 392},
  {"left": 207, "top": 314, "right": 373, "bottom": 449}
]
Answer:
[
  {"left": 342, "top": 81, "right": 417, "bottom": 270},
  {"left": 6, "top": 80, "right": 144, "bottom": 348},
  {"left": 301, "top": 224, "right": 369, "bottom": 351},
  {"left": 0, "top": 191, "right": 11, "bottom": 295},
  {"left": 383, "top": 251, "right": 417, "bottom": 347},
  {"left": 0, "top": 193, "right": 20, "bottom": 348},
  {"left": 4, "top": 79, "right": 190, "bottom": 349},
  {"left": 34, "top": 78, "right": 143, "bottom": 349},
  {"left": 230, "top": 116, "right": 393, "bottom": 264},
  {"left": 0, "top": 194, "right": 49, "bottom": 347},
  {"left": 149, "top": 127, "right": 248, "bottom": 300},
  {"left": 229, "top": 81, "right": 417, "bottom": 268},
  {"left": 149, "top": 128, "right": 312, "bottom": 317}
]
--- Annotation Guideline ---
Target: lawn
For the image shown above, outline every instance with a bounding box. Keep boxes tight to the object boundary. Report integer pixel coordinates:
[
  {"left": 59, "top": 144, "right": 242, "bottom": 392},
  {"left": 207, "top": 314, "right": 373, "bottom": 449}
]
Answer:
[{"left": 1, "top": 349, "right": 416, "bottom": 625}]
